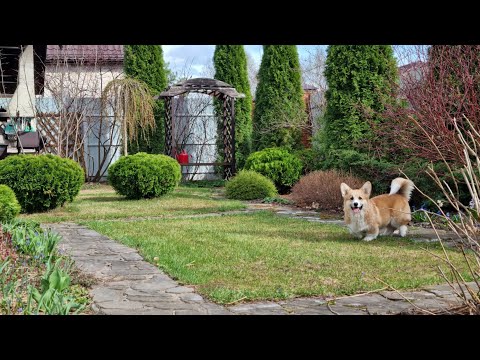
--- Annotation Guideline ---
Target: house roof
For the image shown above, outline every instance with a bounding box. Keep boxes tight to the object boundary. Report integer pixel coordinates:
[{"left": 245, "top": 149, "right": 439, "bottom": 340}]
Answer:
[
  {"left": 157, "top": 78, "right": 245, "bottom": 99},
  {"left": 399, "top": 61, "right": 426, "bottom": 86},
  {"left": 399, "top": 61, "right": 426, "bottom": 75},
  {"left": 46, "top": 45, "right": 124, "bottom": 65}
]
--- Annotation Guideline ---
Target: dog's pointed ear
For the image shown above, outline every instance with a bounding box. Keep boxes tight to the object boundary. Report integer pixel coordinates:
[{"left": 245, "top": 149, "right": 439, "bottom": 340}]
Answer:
[
  {"left": 340, "top": 183, "right": 351, "bottom": 197},
  {"left": 361, "top": 181, "right": 372, "bottom": 197}
]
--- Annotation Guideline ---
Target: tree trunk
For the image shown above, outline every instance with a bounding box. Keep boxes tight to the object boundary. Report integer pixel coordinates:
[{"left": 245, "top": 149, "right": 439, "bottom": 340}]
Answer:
[{"left": 123, "top": 118, "right": 128, "bottom": 156}]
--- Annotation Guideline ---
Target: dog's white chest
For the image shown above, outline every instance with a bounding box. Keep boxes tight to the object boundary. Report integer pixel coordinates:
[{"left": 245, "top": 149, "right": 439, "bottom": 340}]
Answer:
[{"left": 347, "top": 212, "right": 368, "bottom": 235}]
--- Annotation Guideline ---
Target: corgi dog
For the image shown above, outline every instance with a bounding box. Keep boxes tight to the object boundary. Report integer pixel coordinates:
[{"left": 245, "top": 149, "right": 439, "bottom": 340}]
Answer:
[{"left": 340, "top": 178, "right": 415, "bottom": 241}]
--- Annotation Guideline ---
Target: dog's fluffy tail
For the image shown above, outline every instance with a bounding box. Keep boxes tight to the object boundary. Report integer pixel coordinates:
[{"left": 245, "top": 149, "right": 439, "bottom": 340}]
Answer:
[{"left": 389, "top": 177, "right": 415, "bottom": 201}]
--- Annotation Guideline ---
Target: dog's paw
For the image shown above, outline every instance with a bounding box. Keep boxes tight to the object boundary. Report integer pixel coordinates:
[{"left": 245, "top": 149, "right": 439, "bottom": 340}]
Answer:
[
  {"left": 363, "top": 236, "right": 377, "bottom": 242},
  {"left": 399, "top": 225, "right": 408, "bottom": 237}
]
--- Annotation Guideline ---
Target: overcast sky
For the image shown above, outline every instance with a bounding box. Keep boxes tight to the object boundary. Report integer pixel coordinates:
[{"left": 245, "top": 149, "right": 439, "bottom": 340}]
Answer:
[
  {"left": 162, "top": 45, "right": 326, "bottom": 78},
  {"left": 162, "top": 45, "right": 414, "bottom": 80}
]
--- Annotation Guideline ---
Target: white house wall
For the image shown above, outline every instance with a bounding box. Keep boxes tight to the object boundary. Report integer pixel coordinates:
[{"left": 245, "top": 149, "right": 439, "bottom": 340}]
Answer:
[
  {"left": 40, "top": 64, "right": 123, "bottom": 181},
  {"left": 43, "top": 64, "right": 123, "bottom": 99},
  {"left": 83, "top": 112, "right": 121, "bottom": 182}
]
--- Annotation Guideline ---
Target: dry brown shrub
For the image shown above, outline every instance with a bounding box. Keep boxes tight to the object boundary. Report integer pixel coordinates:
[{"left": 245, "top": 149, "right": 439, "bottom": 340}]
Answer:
[{"left": 290, "top": 170, "right": 365, "bottom": 211}]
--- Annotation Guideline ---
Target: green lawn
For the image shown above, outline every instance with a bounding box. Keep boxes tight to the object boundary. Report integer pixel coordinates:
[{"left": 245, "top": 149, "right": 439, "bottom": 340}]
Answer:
[
  {"left": 84, "top": 211, "right": 472, "bottom": 304},
  {"left": 20, "top": 184, "right": 246, "bottom": 223}
]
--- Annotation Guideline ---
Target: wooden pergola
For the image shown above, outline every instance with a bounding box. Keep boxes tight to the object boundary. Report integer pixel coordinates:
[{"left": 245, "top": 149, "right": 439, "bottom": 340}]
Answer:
[{"left": 156, "top": 78, "right": 245, "bottom": 179}]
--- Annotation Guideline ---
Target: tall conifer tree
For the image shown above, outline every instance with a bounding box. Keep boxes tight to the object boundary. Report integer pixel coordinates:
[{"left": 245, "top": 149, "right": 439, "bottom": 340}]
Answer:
[
  {"left": 124, "top": 45, "right": 168, "bottom": 154},
  {"left": 213, "top": 45, "right": 253, "bottom": 168},
  {"left": 252, "top": 45, "right": 305, "bottom": 151}
]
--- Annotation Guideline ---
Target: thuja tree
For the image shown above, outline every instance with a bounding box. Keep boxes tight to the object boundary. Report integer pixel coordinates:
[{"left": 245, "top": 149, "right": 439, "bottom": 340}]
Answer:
[
  {"left": 252, "top": 45, "right": 305, "bottom": 151},
  {"left": 320, "top": 45, "right": 398, "bottom": 153},
  {"left": 124, "top": 45, "right": 168, "bottom": 154},
  {"left": 213, "top": 45, "right": 253, "bottom": 168}
]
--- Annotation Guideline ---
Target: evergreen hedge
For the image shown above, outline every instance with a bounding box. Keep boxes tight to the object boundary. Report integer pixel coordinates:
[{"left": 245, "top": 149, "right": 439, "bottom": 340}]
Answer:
[
  {"left": 252, "top": 45, "right": 305, "bottom": 151},
  {"left": 124, "top": 45, "right": 168, "bottom": 154},
  {"left": 320, "top": 45, "right": 398, "bottom": 152},
  {"left": 213, "top": 45, "right": 253, "bottom": 169}
]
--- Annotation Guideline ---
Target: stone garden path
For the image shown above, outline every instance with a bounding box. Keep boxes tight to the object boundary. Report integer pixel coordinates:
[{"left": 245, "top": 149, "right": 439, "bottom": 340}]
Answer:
[
  {"left": 51, "top": 223, "right": 230, "bottom": 315},
  {"left": 46, "top": 204, "right": 478, "bottom": 315}
]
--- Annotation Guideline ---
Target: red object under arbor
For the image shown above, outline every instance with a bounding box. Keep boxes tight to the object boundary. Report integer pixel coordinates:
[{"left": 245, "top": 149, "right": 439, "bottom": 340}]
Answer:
[{"left": 176, "top": 150, "right": 189, "bottom": 164}]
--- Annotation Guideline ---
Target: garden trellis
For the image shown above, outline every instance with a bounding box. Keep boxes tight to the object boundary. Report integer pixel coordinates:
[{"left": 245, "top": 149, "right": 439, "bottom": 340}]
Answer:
[{"left": 157, "top": 78, "right": 244, "bottom": 179}]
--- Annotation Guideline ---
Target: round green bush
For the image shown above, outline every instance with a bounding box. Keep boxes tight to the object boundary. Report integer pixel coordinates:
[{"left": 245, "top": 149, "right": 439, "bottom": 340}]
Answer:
[
  {"left": 244, "top": 147, "right": 303, "bottom": 193},
  {"left": 225, "top": 170, "right": 277, "bottom": 200},
  {"left": 108, "top": 152, "right": 181, "bottom": 199},
  {"left": 0, "top": 154, "right": 84, "bottom": 213},
  {"left": 0, "top": 184, "right": 21, "bottom": 222}
]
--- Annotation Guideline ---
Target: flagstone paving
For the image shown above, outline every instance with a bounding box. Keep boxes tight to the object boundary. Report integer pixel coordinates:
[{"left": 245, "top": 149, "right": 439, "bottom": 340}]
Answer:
[{"left": 45, "top": 204, "right": 476, "bottom": 315}]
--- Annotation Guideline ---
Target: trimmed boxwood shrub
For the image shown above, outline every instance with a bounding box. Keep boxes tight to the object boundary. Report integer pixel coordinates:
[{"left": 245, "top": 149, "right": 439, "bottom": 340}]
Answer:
[
  {"left": 225, "top": 170, "right": 277, "bottom": 200},
  {"left": 244, "top": 147, "right": 302, "bottom": 193},
  {"left": 0, "top": 184, "right": 21, "bottom": 222},
  {"left": 108, "top": 152, "right": 181, "bottom": 199},
  {"left": 0, "top": 154, "right": 84, "bottom": 213}
]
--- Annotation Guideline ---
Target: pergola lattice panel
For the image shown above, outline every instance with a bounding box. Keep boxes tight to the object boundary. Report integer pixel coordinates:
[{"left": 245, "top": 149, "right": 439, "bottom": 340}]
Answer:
[{"left": 157, "top": 78, "right": 244, "bottom": 179}]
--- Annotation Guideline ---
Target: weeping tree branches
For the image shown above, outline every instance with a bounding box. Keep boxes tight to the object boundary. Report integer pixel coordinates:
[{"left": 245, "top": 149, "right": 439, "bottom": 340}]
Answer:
[{"left": 102, "top": 77, "right": 155, "bottom": 155}]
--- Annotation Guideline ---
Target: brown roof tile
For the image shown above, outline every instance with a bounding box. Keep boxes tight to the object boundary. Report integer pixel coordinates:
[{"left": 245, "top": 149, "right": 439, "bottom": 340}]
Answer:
[{"left": 46, "top": 45, "right": 123, "bottom": 64}]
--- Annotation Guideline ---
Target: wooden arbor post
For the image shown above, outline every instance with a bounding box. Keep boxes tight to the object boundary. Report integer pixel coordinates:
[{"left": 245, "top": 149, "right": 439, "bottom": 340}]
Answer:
[
  {"left": 156, "top": 78, "right": 244, "bottom": 180},
  {"left": 164, "top": 97, "right": 174, "bottom": 157},
  {"left": 222, "top": 95, "right": 236, "bottom": 179}
]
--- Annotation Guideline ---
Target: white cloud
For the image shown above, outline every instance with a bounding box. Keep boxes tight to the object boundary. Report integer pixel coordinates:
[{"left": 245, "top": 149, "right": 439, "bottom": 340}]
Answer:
[
  {"left": 162, "top": 45, "right": 265, "bottom": 78},
  {"left": 162, "top": 45, "right": 215, "bottom": 78},
  {"left": 161, "top": 45, "right": 328, "bottom": 78}
]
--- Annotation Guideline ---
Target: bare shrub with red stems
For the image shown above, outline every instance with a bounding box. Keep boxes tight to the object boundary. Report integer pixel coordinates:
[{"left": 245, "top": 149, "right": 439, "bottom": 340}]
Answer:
[{"left": 377, "top": 45, "right": 480, "bottom": 165}]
